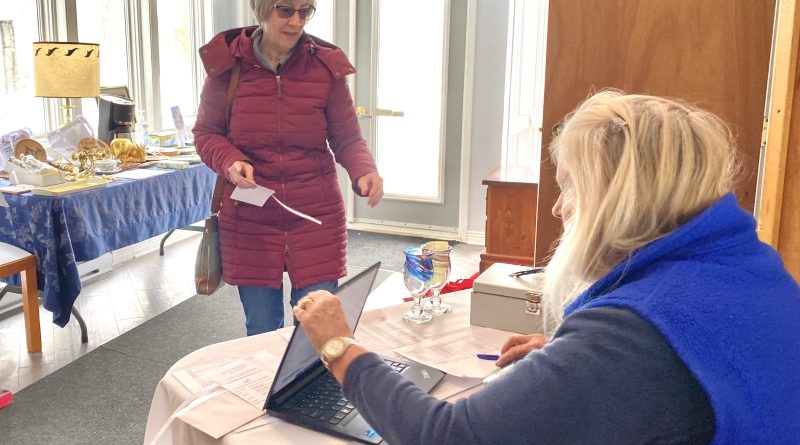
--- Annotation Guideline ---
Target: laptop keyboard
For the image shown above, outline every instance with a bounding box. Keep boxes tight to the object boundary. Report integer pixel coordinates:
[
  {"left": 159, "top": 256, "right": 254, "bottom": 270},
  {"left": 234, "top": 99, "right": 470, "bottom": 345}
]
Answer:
[{"left": 283, "top": 359, "right": 408, "bottom": 425}]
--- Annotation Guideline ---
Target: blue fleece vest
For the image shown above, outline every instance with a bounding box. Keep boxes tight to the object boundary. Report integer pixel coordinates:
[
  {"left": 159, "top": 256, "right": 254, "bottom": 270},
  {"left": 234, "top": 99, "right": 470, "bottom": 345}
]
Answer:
[{"left": 565, "top": 193, "right": 800, "bottom": 444}]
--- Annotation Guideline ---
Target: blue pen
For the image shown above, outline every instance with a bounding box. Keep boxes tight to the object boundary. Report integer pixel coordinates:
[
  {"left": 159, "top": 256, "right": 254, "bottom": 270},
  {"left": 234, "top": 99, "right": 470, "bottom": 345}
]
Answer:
[{"left": 476, "top": 353, "right": 500, "bottom": 361}]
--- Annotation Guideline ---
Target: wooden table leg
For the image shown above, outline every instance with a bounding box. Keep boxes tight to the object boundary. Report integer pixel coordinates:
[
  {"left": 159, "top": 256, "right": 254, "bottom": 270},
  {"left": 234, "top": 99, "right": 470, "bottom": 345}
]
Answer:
[{"left": 21, "top": 257, "right": 41, "bottom": 353}]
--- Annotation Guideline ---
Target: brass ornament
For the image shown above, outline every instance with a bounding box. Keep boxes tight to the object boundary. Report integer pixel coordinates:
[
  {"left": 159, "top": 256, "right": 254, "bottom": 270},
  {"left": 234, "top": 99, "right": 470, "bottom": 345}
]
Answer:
[{"left": 109, "top": 137, "right": 146, "bottom": 162}]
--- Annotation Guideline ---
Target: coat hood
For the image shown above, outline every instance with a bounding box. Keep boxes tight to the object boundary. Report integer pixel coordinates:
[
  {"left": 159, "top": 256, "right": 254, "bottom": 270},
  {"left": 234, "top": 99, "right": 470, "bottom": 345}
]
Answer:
[{"left": 198, "top": 26, "right": 355, "bottom": 79}]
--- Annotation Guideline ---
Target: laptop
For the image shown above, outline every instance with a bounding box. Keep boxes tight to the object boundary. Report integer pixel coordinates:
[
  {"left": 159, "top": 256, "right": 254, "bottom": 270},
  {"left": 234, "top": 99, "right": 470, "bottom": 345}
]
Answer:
[{"left": 264, "top": 262, "right": 445, "bottom": 444}]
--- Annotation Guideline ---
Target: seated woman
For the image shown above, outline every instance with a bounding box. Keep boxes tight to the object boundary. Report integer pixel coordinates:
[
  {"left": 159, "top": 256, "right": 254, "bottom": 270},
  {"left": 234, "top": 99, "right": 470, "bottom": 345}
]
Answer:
[{"left": 293, "top": 91, "right": 800, "bottom": 444}]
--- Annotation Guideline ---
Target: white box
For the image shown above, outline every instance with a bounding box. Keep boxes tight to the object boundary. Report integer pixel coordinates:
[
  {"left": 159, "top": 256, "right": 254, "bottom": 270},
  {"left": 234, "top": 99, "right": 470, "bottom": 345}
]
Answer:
[
  {"left": 470, "top": 262, "right": 545, "bottom": 334},
  {"left": 6, "top": 162, "right": 66, "bottom": 186}
]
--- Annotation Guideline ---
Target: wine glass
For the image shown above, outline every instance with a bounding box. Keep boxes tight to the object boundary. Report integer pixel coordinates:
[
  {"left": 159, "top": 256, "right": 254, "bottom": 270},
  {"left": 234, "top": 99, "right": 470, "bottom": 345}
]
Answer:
[
  {"left": 421, "top": 241, "right": 453, "bottom": 315},
  {"left": 402, "top": 247, "right": 434, "bottom": 325}
]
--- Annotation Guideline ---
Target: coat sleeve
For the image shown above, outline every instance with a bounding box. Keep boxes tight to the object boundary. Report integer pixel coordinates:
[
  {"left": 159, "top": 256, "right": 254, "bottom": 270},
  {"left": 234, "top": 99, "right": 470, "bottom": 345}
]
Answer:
[
  {"left": 324, "top": 77, "right": 377, "bottom": 196},
  {"left": 193, "top": 73, "right": 251, "bottom": 179}
]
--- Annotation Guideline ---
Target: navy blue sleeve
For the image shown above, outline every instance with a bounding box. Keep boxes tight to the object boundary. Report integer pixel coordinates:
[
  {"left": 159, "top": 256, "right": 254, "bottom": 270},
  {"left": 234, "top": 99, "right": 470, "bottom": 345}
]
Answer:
[{"left": 342, "top": 306, "right": 715, "bottom": 445}]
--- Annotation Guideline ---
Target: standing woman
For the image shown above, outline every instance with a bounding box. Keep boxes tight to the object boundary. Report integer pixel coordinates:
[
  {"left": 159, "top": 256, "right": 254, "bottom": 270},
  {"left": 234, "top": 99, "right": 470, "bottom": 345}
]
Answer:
[{"left": 193, "top": 0, "right": 384, "bottom": 335}]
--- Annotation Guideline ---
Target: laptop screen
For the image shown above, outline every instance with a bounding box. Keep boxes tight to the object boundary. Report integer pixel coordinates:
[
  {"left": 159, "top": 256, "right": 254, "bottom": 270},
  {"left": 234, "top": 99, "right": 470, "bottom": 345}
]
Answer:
[{"left": 270, "top": 263, "right": 381, "bottom": 395}]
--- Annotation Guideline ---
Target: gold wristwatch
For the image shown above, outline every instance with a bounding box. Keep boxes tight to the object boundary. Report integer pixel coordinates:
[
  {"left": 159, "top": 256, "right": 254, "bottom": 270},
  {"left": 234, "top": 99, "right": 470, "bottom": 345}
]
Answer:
[{"left": 320, "top": 337, "right": 359, "bottom": 370}]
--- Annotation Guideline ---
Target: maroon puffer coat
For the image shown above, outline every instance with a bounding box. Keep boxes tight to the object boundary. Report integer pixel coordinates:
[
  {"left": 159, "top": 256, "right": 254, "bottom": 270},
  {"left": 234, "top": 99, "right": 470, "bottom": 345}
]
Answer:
[{"left": 193, "top": 27, "right": 377, "bottom": 288}]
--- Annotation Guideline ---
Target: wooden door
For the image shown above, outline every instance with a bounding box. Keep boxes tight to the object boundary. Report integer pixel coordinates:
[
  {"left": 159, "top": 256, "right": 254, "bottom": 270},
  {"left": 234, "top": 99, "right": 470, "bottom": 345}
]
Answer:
[{"left": 535, "top": 0, "right": 776, "bottom": 264}]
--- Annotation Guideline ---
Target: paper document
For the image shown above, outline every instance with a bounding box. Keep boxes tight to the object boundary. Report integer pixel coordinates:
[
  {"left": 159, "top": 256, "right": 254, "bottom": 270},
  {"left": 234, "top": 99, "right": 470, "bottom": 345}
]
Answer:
[
  {"left": 394, "top": 327, "right": 510, "bottom": 378},
  {"left": 231, "top": 185, "right": 322, "bottom": 225},
  {"left": 431, "top": 375, "right": 484, "bottom": 400}
]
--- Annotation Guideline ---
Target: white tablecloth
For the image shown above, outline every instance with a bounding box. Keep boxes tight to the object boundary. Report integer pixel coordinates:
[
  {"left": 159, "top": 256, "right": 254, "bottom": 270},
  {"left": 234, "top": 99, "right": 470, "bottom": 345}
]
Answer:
[{"left": 144, "top": 280, "right": 498, "bottom": 445}]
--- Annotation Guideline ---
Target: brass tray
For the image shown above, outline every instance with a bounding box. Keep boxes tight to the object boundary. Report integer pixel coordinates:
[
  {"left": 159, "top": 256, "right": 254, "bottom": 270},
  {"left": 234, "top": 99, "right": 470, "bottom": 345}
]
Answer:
[{"left": 31, "top": 178, "right": 108, "bottom": 196}]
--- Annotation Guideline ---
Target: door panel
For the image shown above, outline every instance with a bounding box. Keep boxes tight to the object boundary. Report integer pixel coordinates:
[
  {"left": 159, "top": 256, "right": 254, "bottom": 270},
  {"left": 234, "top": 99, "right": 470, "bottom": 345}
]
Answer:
[
  {"left": 350, "top": 0, "right": 467, "bottom": 233},
  {"left": 535, "top": 0, "right": 775, "bottom": 264}
]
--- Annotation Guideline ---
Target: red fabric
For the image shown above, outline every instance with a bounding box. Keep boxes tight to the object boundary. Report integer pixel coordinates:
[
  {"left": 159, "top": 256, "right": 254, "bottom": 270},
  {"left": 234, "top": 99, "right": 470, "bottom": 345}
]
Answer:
[
  {"left": 194, "top": 27, "right": 378, "bottom": 288},
  {"left": 402, "top": 272, "right": 480, "bottom": 302},
  {"left": 440, "top": 272, "right": 480, "bottom": 294}
]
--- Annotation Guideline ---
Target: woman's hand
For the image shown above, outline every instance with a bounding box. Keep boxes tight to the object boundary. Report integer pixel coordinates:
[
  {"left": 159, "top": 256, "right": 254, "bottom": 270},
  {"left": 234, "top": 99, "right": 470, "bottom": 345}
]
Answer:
[
  {"left": 357, "top": 172, "right": 384, "bottom": 207},
  {"left": 293, "top": 290, "right": 354, "bottom": 351},
  {"left": 227, "top": 160, "right": 256, "bottom": 188},
  {"left": 496, "top": 333, "right": 547, "bottom": 367}
]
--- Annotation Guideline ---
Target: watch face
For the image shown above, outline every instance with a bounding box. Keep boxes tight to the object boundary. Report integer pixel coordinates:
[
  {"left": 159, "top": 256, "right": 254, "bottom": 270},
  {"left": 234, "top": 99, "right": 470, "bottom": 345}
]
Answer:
[{"left": 324, "top": 338, "right": 346, "bottom": 357}]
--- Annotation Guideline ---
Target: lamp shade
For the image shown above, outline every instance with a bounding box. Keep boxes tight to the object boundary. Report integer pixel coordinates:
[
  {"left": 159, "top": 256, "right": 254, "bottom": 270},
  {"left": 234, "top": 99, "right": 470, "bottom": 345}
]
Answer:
[{"left": 33, "top": 42, "right": 100, "bottom": 98}]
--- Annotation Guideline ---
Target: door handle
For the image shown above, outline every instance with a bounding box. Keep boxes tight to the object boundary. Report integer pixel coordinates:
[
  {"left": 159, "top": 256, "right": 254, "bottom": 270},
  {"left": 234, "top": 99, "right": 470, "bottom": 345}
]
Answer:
[{"left": 356, "top": 106, "right": 405, "bottom": 118}]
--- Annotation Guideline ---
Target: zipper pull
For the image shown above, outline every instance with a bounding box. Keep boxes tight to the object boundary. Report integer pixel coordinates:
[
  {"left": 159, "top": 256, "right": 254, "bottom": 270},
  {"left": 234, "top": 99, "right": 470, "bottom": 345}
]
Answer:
[
  {"left": 276, "top": 75, "right": 282, "bottom": 98},
  {"left": 284, "top": 244, "right": 289, "bottom": 255}
]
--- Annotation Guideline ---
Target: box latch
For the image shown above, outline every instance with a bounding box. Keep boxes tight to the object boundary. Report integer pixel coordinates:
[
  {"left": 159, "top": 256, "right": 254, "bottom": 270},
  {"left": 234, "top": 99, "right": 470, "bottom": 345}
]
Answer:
[{"left": 525, "top": 291, "right": 542, "bottom": 315}]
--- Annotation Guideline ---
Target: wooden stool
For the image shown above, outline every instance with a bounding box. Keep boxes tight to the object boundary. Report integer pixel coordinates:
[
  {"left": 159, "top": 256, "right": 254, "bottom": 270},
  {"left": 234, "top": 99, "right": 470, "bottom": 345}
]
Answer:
[{"left": 0, "top": 243, "right": 41, "bottom": 352}]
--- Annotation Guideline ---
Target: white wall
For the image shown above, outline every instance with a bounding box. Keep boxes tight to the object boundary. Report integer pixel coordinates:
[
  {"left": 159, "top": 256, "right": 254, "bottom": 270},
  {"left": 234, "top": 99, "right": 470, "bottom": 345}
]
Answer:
[{"left": 466, "top": 0, "right": 510, "bottom": 234}]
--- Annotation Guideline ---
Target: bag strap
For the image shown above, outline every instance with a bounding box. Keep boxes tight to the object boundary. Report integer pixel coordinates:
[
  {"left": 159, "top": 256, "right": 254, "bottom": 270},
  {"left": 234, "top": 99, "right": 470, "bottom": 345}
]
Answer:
[{"left": 210, "top": 61, "right": 241, "bottom": 214}]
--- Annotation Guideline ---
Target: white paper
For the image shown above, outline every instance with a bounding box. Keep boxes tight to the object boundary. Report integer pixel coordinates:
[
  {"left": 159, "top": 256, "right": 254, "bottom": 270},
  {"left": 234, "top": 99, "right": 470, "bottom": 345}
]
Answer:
[
  {"left": 111, "top": 168, "right": 171, "bottom": 180},
  {"left": 231, "top": 414, "right": 281, "bottom": 434},
  {"left": 231, "top": 185, "right": 322, "bottom": 225},
  {"left": 221, "top": 368, "right": 275, "bottom": 408},
  {"left": 394, "top": 327, "right": 510, "bottom": 378},
  {"left": 431, "top": 375, "right": 484, "bottom": 400},
  {"left": 231, "top": 184, "right": 274, "bottom": 207},
  {"left": 272, "top": 196, "right": 322, "bottom": 225}
]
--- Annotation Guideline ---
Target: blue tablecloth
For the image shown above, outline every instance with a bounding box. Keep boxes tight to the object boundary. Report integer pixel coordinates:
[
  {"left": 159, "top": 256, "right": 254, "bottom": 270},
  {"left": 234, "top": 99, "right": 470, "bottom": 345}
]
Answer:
[{"left": 0, "top": 164, "right": 217, "bottom": 326}]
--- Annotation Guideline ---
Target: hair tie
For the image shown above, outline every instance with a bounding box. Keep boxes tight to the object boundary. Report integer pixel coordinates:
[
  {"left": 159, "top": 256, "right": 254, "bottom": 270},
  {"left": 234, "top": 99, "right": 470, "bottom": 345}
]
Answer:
[{"left": 610, "top": 117, "right": 627, "bottom": 133}]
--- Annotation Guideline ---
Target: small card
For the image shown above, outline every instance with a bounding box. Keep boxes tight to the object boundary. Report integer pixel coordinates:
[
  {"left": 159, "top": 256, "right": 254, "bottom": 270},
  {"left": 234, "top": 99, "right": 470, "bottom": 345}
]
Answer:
[{"left": 230, "top": 185, "right": 274, "bottom": 207}]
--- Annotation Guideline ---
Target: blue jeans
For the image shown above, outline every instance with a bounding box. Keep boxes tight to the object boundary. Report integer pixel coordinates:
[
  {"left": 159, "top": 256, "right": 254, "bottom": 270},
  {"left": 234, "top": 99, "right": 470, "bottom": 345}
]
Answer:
[{"left": 237, "top": 279, "right": 338, "bottom": 336}]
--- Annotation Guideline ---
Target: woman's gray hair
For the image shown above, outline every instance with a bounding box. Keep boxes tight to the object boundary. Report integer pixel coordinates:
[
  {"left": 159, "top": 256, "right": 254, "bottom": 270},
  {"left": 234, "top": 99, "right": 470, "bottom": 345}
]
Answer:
[
  {"left": 251, "top": 0, "right": 318, "bottom": 23},
  {"left": 540, "top": 90, "right": 739, "bottom": 337}
]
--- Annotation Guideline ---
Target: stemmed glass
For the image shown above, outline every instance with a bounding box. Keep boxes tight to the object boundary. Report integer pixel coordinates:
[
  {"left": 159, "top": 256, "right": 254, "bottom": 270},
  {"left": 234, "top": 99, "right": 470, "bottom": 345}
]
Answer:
[
  {"left": 422, "top": 241, "right": 453, "bottom": 315},
  {"left": 402, "top": 247, "right": 434, "bottom": 325}
]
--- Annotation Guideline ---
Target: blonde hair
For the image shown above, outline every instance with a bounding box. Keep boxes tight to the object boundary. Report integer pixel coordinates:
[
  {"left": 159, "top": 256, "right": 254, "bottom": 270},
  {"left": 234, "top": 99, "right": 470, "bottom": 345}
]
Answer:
[
  {"left": 251, "top": 0, "right": 317, "bottom": 23},
  {"left": 541, "top": 90, "right": 739, "bottom": 337}
]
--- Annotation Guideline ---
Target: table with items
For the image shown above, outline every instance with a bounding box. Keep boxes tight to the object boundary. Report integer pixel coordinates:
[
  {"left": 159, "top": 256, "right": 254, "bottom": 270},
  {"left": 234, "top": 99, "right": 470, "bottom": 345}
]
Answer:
[
  {"left": 0, "top": 163, "right": 217, "bottom": 329},
  {"left": 144, "top": 280, "right": 512, "bottom": 445}
]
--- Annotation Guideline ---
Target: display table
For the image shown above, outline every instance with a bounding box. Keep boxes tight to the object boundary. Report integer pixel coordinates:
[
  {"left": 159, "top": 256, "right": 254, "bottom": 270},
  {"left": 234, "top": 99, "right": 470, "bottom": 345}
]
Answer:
[
  {"left": 144, "top": 286, "right": 503, "bottom": 445},
  {"left": 0, "top": 164, "right": 216, "bottom": 328}
]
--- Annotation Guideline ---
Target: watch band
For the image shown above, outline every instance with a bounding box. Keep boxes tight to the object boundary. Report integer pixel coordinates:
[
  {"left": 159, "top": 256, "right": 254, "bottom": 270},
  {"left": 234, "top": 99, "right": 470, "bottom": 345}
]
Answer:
[{"left": 321, "top": 336, "right": 359, "bottom": 370}]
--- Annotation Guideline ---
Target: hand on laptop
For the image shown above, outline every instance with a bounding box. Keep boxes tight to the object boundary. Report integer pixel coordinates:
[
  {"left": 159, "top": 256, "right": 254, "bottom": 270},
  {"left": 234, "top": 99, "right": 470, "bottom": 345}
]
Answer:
[{"left": 293, "top": 290, "right": 353, "bottom": 351}]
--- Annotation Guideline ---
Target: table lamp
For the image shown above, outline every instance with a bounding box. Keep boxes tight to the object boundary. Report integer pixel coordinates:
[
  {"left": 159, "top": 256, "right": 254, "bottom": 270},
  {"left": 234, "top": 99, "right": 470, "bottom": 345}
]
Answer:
[{"left": 33, "top": 41, "right": 100, "bottom": 126}]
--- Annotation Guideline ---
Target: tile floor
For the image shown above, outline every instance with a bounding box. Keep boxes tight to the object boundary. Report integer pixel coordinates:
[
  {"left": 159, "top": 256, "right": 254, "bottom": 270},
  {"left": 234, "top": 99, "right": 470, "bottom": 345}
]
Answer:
[{"left": 0, "top": 233, "right": 483, "bottom": 394}]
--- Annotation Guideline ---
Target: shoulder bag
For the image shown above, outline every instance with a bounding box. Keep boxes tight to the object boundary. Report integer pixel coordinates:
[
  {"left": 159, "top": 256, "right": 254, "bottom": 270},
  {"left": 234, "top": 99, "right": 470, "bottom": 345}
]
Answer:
[{"left": 195, "top": 61, "right": 240, "bottom": 295}]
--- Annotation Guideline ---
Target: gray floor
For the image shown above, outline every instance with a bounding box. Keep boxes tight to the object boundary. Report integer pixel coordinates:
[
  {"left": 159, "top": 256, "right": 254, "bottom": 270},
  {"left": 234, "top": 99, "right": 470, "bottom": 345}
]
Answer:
[{"left": 0, "top": 230, "right": 483, "bottom": 394}]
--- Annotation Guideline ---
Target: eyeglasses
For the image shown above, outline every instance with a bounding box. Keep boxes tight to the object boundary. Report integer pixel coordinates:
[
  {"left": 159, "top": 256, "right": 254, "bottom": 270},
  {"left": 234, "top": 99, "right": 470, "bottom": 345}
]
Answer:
[{"left": 274, "top": 4, "right": 316, "bottom": 21}]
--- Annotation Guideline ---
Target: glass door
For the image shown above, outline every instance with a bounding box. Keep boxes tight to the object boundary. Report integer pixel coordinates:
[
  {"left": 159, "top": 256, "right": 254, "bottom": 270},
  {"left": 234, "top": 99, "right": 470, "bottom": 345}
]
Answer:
[{"left": 345, "top": 0, "right": 467, "bottom": 236}]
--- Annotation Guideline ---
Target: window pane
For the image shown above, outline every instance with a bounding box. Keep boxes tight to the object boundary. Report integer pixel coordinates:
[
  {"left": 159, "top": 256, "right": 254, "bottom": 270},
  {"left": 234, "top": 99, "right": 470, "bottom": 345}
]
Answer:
[
  {"left": 304, "top": 0, "right": 333, "bottom": 42},
  {"left": 76, "top": 0, "right": 129, "bottom": 135},
  {"left": 375, "top": 0, "right": 446, "bottom": 199},
  {"left": 502, "top": 0, "right": 547, "bottom": 179},
  {"left": 156, "top": 0, "right": 194, "bottom": 130},
  {"left": 0, "top": 1, "right": 46, "bottom": 134}
]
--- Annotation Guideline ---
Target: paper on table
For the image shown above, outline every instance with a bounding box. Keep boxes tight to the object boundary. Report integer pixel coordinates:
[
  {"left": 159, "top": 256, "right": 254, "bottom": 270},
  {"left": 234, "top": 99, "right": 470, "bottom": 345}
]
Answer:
[
  {"left": 394, "top": 327, "right": 510, "bottom": 378},
  {"left": 112, "top": 168, "right": 171, "bottom": 180},
  {"left": 431, "top": 375, "right": 484, "bottom": 400},
  {"left": 168, "top": 354, "right": 281, "bottom": 439},
  {"left": 231, "top": 414, "right": 281, "bottom": 434},
  {"left": 222, "top": 369, "right": 274, "bottom": 409},
  {"left": 355, "top": 310, "right": 424, "bottom": 351}
]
